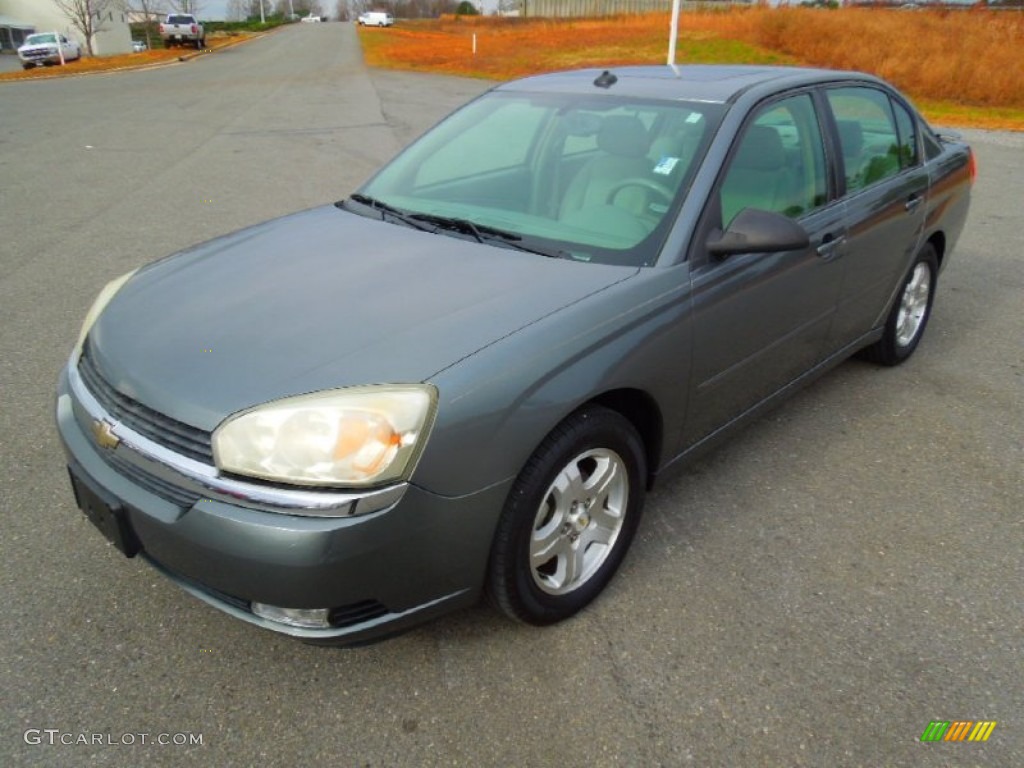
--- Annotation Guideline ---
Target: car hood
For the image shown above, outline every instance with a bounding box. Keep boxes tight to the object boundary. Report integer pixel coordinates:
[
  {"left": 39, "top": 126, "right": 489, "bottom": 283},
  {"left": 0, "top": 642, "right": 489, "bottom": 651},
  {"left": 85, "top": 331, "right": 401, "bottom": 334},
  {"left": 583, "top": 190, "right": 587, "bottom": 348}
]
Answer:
[{"left": 86, "top": 205, "right": 636, "bottom": 431}]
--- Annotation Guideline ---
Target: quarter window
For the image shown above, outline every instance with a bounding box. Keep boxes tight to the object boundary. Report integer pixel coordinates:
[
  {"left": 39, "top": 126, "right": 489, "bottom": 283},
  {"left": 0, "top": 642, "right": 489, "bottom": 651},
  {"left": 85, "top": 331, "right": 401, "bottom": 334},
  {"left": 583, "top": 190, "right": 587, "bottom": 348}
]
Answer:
[
  {"left": 719, "top": 93, "right": 827, "bottom": 227},
  {"left": 827, "top": 87, "right": 902, "bottom": 192}
]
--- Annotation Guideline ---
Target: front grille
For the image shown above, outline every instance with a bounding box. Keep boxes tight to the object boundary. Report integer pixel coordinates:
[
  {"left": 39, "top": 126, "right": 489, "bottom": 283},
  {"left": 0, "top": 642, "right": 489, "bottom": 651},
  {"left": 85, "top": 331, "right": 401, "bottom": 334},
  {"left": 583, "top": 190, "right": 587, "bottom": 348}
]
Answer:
[
  {"left": 78, "top": 344, "right": 215, "bottom": 464},
  {"left": 104, "top": 451, "right": 202, "bottom": 509}
]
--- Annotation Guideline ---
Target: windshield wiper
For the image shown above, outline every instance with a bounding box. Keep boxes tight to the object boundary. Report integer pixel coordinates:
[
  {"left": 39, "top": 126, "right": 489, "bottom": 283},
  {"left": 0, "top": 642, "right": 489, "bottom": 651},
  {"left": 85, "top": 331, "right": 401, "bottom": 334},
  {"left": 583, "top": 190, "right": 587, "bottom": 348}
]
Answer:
[
  {"left": 343, "top": 194, "right": 435, "bottom": 232},
  {"left": 408, "top": 213, "right": 568, "bottom": 259},
  {"left": 344, "top": 198, "right": 567, "bottom": 259}
]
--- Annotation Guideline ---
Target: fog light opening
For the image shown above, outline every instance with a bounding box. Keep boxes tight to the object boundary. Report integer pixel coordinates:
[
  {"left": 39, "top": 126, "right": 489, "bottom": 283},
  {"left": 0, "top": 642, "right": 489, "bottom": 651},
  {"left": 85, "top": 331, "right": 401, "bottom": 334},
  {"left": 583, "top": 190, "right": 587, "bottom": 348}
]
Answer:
[{"left": 251, "top": 603, "right": 331, "bottom": 629}]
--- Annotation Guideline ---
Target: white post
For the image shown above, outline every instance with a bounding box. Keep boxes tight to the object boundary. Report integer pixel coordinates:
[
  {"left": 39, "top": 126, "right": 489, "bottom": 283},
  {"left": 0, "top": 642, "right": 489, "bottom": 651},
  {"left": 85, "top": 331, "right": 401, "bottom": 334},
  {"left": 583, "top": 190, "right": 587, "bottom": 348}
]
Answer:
[
  {"left": 259, "top": 0, "right": 266, "bottom": 24},
  {"left": 472, "top": 33, "right": 477, "bottom": 56},
  {"left": 55, "top": 30, "right": 65, "bottom": 65},
  {"left": 667, "top": 0, "right": 680, "bottom": 69}
]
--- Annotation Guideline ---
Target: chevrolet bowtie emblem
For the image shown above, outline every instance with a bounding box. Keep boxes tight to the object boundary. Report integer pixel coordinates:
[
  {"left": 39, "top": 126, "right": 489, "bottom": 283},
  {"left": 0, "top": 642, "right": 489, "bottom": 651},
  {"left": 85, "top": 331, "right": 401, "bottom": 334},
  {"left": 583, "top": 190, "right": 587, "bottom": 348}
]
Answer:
[{"left": 91, "top": 419, "right": 120, "bottom": 450}]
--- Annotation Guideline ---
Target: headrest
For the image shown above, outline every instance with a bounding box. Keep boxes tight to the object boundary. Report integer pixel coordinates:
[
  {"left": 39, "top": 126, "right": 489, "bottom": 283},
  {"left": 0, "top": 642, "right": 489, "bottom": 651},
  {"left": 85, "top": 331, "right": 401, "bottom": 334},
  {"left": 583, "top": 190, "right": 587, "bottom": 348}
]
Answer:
[
  {"left": 733, "top": 125, "right": 785, "bottom": 171},
  {"left": 836, "top": 119, "right": 863, "bottom": 158},
  {"left": 597, "top": 116, "right": 648, "bottom": 158}
]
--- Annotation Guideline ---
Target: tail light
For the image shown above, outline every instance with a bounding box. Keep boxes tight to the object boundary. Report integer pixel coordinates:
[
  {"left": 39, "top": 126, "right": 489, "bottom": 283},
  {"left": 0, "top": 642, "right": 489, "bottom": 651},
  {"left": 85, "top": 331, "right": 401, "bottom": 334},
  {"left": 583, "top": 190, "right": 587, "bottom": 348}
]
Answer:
[
  {"left": 968, "top": 148, "right": 977, "bottom": 184},
  {"left": 191, "top": 24, "right": 198, "bottom": 34}
]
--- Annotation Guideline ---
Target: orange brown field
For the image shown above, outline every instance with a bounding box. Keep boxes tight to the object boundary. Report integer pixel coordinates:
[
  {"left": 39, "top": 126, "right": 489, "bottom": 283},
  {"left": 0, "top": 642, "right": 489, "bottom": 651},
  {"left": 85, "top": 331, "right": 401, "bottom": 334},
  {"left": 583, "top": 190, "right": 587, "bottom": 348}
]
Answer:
[{"left": 359, "top": 9, "right": 1024, "bottom": 131}]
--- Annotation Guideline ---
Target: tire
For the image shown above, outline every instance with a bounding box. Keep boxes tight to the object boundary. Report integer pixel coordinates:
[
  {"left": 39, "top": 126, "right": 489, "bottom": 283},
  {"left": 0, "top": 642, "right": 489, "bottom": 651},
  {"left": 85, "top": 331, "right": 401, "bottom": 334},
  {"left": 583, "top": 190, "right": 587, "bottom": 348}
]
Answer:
[
  {"left": 861, "top": 243, "right": 938, "bottom": 366},
  {"left": 487, "top": 405, "right": 647, "bottom": 625},
  {"left": 22, "top": 63, "right": 34, "bottom": 70}
]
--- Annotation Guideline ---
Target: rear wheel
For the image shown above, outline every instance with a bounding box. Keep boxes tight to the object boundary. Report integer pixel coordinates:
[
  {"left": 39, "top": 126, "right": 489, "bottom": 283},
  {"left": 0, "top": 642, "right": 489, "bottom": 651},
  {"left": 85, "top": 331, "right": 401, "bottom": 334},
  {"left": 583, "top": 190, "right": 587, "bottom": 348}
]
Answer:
[
  {"left": 861, "top": 243, "right": 938, "bottom": 366},
  {"left": 487, "top": 406, "right": 646, "bottom": 625}
]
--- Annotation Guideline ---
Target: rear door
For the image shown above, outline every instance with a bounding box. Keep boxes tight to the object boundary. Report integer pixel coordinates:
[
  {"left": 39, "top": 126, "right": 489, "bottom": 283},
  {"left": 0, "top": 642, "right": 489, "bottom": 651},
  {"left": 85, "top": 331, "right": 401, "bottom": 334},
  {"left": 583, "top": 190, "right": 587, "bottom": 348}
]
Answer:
[
  {"left": 685, "top": 91, "right": 846, "bottom": 444},
  {"left": 822, "top": 86, "right": 929, "bottom": 347}
]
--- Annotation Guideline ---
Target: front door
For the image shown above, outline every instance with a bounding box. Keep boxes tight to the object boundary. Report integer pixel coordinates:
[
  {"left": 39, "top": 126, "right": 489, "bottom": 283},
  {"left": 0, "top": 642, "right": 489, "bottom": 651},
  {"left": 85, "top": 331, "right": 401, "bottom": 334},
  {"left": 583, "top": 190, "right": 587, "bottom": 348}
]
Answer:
[{"left": 685, "top": 91, "right": 846, "bottom": 445}]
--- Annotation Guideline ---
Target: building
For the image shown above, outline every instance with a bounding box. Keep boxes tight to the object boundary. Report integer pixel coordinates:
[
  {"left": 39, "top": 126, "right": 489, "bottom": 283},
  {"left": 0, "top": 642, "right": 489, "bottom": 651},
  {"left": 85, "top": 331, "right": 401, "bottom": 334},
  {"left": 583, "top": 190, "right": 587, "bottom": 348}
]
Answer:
[{"left": 0, "top": 0, "right": 131, "bottom": 55}]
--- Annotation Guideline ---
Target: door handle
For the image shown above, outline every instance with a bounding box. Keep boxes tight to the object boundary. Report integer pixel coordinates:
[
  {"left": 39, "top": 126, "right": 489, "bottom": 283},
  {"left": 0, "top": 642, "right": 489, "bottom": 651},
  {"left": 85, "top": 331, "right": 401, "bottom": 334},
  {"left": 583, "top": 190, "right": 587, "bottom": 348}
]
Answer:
[
  {"left": 816, "top": 234, "right": 846, "bottom": 259},
  {"left": 905, "top": 195, "right": 924, "bottom": 212}
]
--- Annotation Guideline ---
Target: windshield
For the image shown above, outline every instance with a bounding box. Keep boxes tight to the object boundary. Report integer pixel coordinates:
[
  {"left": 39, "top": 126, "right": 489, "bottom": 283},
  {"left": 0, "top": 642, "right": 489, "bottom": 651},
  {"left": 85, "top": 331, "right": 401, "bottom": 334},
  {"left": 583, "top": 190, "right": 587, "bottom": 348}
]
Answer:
[
  {"left": 356, "top": 91, "right": 723, "bottom": 266},
  {"left": 25, "top": 34, "right": 58, "bottom": 45}
]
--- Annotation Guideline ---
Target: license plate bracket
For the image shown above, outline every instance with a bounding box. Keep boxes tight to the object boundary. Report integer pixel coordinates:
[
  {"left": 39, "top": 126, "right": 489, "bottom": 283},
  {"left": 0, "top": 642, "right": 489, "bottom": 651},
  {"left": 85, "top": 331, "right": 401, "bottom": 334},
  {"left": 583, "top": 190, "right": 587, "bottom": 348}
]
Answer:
[{"left": 68, "top": 467, "right": 141, "bottom": 558}]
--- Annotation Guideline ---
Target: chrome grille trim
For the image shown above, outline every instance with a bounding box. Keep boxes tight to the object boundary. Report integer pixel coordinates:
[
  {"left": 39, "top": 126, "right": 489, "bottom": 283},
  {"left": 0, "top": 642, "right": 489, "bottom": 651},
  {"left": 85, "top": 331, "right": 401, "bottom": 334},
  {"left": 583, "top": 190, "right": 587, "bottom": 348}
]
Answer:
[
  {"left": 66, "top": 358, "right": 407, "bottom": 518},
  {"left": 78, "top": 346, "right": 214, "bottom": 463}
]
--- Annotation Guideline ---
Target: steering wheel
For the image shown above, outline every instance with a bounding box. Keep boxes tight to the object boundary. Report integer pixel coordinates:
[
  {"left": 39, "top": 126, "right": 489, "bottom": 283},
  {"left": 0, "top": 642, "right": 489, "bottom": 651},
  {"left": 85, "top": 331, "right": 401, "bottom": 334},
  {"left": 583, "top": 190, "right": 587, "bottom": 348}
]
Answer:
[{"left": 605, "top": 178, "right": 675, "bottom": 207}]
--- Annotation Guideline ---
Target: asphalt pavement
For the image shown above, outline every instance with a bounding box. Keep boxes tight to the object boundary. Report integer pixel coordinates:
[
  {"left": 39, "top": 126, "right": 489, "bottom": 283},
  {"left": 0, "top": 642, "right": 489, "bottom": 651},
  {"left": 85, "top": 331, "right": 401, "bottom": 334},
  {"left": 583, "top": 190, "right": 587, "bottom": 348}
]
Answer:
[
  {"left": 0, "top": 22, "right": 1021, "bottom": 767},
  {"left": 0, "top": 54, "right": 24, "bottom": 74}
]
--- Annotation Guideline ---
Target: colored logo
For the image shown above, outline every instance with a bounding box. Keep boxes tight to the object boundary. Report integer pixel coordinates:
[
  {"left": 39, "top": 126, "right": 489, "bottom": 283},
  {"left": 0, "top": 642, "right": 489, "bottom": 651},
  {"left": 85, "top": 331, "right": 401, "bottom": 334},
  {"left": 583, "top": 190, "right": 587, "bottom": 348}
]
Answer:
[
  {"left": 921, "top": 721, "right": 997, "bottom": 742},
  {"left": 91, "top": 419, "right": 120, "bottom": 450}
]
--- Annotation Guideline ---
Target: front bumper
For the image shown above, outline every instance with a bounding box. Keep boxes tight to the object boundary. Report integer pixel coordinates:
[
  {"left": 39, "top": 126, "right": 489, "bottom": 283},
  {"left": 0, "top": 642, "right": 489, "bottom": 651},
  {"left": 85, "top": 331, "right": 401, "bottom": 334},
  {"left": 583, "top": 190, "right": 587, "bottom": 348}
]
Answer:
[
  {"left": 19, "top": 50, "right": 62, "bottom": 65},
  {"left": 57, "top": 365, "right": 510, "bottom": 643}
]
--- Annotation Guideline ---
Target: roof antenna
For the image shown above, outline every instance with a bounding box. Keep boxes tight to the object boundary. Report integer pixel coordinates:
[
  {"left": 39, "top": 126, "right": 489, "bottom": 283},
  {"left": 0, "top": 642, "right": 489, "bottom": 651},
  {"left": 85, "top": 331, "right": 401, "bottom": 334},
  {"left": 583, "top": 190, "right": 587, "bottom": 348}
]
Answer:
[{"left": 593, "top": 70, "right": 617, "bottom": 89}]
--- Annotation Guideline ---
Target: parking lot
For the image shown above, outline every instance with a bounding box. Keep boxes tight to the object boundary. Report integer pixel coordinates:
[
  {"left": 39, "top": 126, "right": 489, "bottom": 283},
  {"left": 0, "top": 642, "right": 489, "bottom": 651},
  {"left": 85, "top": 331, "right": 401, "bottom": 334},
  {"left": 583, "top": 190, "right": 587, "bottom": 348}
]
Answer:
[
  {"left": 0, "top": 53, "right": 25, "bottom": 73},
  {"left": 1, "top": 22, "right": 1021, "bottom": 767}
]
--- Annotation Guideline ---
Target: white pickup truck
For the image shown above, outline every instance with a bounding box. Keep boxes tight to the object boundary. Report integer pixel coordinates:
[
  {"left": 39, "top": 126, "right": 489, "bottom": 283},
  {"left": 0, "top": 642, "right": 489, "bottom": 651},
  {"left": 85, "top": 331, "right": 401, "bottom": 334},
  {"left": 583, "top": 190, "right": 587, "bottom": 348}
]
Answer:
[
  {"left": 159, "top": 14, "right": 205, "bottom": 49},
  {"left": 17, "top": 33, "right": 82, "bottom": 69}
]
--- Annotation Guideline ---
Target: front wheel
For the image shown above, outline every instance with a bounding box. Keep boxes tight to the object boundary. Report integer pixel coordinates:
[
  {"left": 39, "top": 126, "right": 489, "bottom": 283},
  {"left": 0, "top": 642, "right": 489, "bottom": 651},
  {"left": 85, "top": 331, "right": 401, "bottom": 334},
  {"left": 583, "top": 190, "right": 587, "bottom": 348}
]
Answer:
[
  {"left": 487, "top": 406, "right": 647, "bottom": 625},
  {"left": 861, "top": 243, "right": 938, "bottom": 366}
]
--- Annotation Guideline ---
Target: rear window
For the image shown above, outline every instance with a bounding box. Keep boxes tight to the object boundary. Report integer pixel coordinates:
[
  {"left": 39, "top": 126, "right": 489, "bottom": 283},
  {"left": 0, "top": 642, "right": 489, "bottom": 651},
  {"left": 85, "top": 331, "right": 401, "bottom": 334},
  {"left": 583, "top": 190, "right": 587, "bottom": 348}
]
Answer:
[{"left": 167, "top": 15, "right": 194, "bottom": 24}]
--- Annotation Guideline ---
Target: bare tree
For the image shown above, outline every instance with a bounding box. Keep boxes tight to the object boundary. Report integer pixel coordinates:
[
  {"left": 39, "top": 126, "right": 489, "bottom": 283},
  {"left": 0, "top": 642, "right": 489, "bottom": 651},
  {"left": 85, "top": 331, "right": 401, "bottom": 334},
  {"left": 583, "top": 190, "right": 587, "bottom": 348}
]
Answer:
[
  {"left": 275, "top": 0, "right": 324, "bottom": 16},
  {"left": 53, "top": 0, "right": 117, "bottom": 56},
  {"left": 168, "top": 0, "right": 203, "bottom": 14},
  {"left": 233, "top": 0, "right": 266, "bottom": 20},
  {"left": 129, "top": 0, "right": 166, "bottom": 48}
]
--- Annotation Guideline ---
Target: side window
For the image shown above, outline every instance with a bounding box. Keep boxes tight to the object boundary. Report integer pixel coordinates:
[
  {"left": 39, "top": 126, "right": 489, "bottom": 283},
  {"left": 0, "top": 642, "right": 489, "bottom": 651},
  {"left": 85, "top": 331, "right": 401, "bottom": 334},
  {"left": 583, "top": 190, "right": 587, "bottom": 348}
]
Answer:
[
  {"left": 827, "top": 87, "right": 902, "bottom": 192},
  {"left": 415, "top": 100, "right": 546, "bottom": 187},
  {"left": 890, "top": 99, "right": 919, "bottom": 169},
  {"left": 719, "top": 93, "right": 827, "bottom": 228}
]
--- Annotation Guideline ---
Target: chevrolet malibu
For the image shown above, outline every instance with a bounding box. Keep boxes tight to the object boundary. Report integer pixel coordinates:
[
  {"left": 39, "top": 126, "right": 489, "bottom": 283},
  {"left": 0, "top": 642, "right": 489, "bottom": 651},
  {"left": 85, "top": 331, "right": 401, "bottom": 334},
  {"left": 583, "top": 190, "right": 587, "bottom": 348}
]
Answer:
[{"left": 57, "top": 66, "right": 973, "bottom": 644}]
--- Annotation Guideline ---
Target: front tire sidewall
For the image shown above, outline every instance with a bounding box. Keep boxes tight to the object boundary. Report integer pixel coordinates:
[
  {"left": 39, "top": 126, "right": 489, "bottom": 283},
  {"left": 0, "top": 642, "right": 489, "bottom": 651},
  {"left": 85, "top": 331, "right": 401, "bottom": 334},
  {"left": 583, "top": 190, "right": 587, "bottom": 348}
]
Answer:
[{"left": 487, "top": 407, "right": 646, "bottom": 625}]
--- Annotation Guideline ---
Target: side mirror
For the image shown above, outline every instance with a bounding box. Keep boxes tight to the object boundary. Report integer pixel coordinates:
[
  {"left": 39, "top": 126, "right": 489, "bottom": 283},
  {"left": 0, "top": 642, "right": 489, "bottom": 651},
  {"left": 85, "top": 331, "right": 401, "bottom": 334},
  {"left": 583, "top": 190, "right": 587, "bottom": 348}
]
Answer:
[{"left": 707, "top": 208, "right": 810, "bottom": 258}]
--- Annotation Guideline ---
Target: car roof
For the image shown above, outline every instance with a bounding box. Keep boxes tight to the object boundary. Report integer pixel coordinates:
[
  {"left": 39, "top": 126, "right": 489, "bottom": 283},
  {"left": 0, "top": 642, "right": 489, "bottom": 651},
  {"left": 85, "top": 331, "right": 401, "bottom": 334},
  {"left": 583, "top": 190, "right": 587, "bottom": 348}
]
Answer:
[{"left": 496, "top": 65, "right": 882, "bottom": 104}]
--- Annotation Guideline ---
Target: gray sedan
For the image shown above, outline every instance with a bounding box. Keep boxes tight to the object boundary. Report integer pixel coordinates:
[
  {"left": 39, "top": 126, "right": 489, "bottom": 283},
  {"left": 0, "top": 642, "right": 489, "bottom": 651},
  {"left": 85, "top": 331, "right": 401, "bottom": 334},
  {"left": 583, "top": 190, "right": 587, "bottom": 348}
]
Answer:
[{"left": 57, "top": 65, "right": 973, "bottom": 644}]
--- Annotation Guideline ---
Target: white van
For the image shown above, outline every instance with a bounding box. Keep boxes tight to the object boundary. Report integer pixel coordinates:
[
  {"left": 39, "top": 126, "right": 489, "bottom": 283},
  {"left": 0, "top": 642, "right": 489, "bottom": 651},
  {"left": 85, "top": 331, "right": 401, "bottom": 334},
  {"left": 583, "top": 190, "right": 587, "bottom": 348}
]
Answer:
[{"left": 358, "top": 12, "right": 394, "bottom": 27}]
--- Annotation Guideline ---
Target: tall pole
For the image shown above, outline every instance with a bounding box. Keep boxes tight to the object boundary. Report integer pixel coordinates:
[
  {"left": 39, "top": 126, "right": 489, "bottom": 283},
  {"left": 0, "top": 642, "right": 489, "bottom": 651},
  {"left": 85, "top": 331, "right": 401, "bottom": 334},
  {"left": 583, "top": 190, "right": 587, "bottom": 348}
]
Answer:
[
  {"left": 260, "top": 0, "right": 266, "bottom": 23},
  {"left": 667, "top": 0, "right": 680, "bottom": 68}
]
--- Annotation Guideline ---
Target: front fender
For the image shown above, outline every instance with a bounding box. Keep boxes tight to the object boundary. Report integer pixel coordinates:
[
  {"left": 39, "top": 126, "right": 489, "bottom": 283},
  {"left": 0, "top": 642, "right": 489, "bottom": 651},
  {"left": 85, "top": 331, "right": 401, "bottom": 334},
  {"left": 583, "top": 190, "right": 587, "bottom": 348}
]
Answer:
[{"left": 416, "top": 265, "right": 694, "bottom": 498}]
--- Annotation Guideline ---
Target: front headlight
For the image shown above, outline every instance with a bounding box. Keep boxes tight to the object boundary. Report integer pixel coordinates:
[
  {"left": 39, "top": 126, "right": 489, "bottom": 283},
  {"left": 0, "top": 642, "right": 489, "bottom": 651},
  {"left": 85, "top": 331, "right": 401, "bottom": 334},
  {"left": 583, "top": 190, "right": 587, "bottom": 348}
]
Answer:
[
  {"left": 212, "top": 385, "right": 437, "bottom": 488},
  {"left": 74, "top": 269, "right": 138, "bottom": 360}
]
